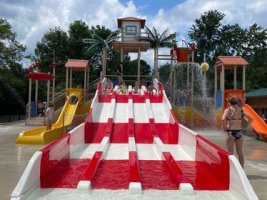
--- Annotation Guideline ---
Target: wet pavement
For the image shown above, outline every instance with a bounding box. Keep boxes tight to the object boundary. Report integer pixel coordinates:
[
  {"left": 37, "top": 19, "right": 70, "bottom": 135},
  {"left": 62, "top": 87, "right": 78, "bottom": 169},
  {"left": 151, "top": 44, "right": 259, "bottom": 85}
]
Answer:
[{"left": 0, "top": 120, "right": 266, "bottom": 200}]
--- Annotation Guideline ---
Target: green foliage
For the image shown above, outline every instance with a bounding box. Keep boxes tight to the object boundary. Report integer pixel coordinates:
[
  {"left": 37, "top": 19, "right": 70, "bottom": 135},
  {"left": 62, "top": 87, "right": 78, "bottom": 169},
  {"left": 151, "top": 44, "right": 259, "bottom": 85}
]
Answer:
[
  {"left": 0, "top": 18, "right": 25, "bottom": 68},
  {"left": 124, "top": 59, "right": 151, "bottom": 76},
  {"left": 189, "top": 10, "right": 267, "bottom": 91},
  {"left": 145, "top": 26, "right": 176, "bottom": 48},
  {"left": 68, "top": 20, "right": 91, "bottom": 59},
  {"left": 246, "top": 48, "right": 267, "bottom": 91},
  {"left": 35, "top": 27, "right": 69, "bottom": 91},
  {"left": 189, "top": 10, "right": 225, "bottom": 63},
  {"left": 0, "top": 19, "right": 26, "bottom": 115},
  {"left": 146, "top": 26, "right": 176, "bottom": 76},
  {"left": 158, "top": 63, "right": 171, "bottom": 84}
]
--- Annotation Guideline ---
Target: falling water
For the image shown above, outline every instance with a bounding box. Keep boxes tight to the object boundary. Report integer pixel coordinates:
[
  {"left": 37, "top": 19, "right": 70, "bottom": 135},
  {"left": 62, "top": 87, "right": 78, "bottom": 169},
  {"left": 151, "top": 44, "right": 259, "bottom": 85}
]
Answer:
[{"left": 165, "top": 63, "right": 214, "bottom": 128}]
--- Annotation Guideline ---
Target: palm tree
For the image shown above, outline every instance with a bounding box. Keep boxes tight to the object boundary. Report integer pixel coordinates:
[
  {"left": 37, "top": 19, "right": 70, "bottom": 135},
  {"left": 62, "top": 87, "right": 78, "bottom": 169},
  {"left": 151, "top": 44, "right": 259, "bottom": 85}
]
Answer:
[
  {"left": 84, "top": 30, "right": 119, "bottom": 78},
  {"left": 146, "top": 26, "right": 176, "bottom": 78}
]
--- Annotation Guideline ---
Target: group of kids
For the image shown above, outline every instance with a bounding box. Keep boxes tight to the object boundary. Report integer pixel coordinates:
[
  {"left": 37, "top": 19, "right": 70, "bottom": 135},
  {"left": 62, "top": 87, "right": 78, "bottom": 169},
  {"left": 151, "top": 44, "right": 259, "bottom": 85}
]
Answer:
[{"left": 105, "top": 79, "right": 157, "bottom": 95}]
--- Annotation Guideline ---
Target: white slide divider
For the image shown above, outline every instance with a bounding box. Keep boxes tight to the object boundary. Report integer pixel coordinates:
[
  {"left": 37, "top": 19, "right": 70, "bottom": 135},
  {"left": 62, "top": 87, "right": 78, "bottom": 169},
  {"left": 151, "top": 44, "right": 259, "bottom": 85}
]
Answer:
[
  {"left": 69, "top": 123, "right": 85, "bottom": 145},
  {"left": 11, "top": 151, "right": 42, "bottom": 200},
  {"left": 229, "top": 155, "right": 258, "bottom": 200},
  {"left": 178, "top": 124, "right": 197, "bottom": 160}
]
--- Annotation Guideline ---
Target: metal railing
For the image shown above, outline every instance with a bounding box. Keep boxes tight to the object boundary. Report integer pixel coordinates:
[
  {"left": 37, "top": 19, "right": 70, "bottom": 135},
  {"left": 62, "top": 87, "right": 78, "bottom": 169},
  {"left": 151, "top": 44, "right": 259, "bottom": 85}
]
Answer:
[{"left": 115, "top": 30, "right": 149, "bottom": 42}]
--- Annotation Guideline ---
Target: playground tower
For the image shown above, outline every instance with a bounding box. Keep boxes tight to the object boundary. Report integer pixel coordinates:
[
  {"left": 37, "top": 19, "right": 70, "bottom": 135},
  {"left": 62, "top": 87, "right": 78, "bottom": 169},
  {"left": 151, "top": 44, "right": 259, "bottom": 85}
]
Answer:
[{"left": 112, "top": 17, "right": 150, "bottom": 86}]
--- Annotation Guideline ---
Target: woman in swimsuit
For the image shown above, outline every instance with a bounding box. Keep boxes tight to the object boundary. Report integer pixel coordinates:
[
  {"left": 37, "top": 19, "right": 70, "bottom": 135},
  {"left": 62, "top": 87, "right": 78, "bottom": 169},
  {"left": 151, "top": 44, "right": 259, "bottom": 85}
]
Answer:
[{"left": 222, "top": 96, "right": 253, "bottom": 168}]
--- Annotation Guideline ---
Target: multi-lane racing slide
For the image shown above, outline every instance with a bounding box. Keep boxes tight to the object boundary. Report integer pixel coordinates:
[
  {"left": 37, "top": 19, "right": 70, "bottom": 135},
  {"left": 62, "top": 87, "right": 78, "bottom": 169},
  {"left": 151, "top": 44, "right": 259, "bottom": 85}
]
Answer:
[
  {"left": 16, "top": 88, "right": 83, "bottom": 144},
  {"left": 242, "top": 104, "right": 267, "bottom": 140},
  {"left": 11, "top": 79, "right": 258, "bottom": 200}
]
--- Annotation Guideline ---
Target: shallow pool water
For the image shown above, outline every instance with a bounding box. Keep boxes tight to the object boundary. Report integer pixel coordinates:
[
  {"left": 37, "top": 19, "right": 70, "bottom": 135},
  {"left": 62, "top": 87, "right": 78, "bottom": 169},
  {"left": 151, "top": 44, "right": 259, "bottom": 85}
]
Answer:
[{"left": 27, "top": 189, "right": 246, "bottom": 200}]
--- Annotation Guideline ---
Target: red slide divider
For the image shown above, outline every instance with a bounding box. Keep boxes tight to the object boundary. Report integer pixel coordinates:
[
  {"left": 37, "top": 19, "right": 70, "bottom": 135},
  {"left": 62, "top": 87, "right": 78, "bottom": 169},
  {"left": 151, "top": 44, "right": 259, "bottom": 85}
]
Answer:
[
  {"left": 147, "top": 105, "right": 191, "bottom": 187},
  {"left": 162, "top": 152, "right": 189, "bottom": 183},
  {"left": 128, "top": 118, "right": 141, "bottom": 183},
  {"left": 83, "top": 151, "right": 103, "bottom": 180}
]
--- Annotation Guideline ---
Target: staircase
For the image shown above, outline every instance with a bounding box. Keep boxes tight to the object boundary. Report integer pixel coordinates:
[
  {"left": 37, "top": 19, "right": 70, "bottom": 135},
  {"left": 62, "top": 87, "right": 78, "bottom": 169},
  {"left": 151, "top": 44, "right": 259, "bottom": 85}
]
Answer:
[{"left": 26, "top": 116, "right": 45, "bottom": 126}]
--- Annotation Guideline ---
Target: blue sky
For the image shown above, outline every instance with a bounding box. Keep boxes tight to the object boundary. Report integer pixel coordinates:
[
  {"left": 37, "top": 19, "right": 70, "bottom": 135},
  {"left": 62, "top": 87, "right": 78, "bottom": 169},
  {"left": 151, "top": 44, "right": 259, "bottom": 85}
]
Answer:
[
  {"left": 120, "top": 0, "right": 184, "bottom": 16},
  {"left": 0, "top": 0, "right": 266, "bottom": 66}
]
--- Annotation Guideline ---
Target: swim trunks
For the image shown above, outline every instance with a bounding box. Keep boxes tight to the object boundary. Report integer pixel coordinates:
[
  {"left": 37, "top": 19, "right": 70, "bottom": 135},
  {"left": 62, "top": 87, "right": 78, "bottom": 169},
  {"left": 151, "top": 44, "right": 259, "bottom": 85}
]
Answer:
[{"left": 227, "top": 129, "right": 243, "bottom": 140}]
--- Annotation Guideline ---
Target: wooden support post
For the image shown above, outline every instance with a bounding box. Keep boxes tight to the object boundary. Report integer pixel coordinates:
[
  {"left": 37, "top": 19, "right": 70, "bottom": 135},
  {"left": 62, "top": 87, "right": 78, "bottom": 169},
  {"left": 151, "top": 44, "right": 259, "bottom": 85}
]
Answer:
[
  {"left": 47, "top": 73, "right": 50, "bottom": 108},
  {"left": 234, "top": 67, "right": 237, "bottom": 89},
  {"left": 66, "top": 68, "right": 69, "bottom": 94},
  {"left": 70, "top": 68, "right": 73, "bottom": 88},
  {"left": 84, "top": 68, "right": 87, "bottom": 102},
  {"left": 52, "top": 67, "right": 55, "bottom": 104},
  {"left": 242, "top": 65, "right": 246, "bottom": 91},
  {"left": 221, "top": 65, "right": 225, "bottom": 108},
  {"left": 214, "top": 66, "right": 217, "bottom": 107},
  {"left": 137, "top": 48, "right": 141, "bottom": 87},
  {"left": 28, "top": 79, "right": 32, "bottom": 119}
]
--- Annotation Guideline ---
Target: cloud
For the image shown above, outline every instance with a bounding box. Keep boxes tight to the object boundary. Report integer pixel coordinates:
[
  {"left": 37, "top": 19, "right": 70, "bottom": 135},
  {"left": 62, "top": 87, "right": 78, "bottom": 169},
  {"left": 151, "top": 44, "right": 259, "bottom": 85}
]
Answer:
[
  {"left": 146, "top": 0, "right": 267, "bottom": 37},
  {"left": 0, "top": 0, "right": 266, "bottom": 68},
  {"left": 0, "top": 0, "right": 141, "bottom": 66}
]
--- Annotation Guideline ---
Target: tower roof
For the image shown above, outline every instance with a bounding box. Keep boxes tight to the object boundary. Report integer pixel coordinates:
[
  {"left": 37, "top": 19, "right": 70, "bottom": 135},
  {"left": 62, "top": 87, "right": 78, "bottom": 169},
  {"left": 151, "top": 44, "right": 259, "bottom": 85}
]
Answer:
[
  {"left": 117, "top": 17, "right": 146, "bottom": 28},
  {"left": 215, "top": 56, "right": 249, "bottom": 69},
  {"left": 65, "top": 59, "right": 89, "bottom": 71},
  {"left": 217, "top": 56, "right": 249, "bottom": 66}
]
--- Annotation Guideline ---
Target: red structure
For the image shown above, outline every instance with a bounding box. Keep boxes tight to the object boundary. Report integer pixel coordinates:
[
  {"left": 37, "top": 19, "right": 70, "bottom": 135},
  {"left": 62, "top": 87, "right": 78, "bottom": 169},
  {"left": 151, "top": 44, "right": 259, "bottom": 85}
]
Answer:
[{"left": 25, "top": 63, "right": 54, "bottom": 119}]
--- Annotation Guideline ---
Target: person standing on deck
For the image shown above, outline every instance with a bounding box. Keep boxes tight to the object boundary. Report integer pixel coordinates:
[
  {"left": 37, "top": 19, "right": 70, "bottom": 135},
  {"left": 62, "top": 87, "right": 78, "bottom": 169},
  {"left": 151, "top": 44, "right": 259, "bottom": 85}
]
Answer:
[{"left": 222, "top": 96, "right": 253, "bottom": 168}]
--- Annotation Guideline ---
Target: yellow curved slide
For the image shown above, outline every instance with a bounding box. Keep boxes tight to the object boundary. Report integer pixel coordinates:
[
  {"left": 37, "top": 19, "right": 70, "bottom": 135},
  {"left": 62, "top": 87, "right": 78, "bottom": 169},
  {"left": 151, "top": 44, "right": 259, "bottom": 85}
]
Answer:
[
  {"left": 16, "top": 88, "right": 84, "bottom": 144},
  {"left": 242, "top": 104, "right": 267, "bottom": 140}
]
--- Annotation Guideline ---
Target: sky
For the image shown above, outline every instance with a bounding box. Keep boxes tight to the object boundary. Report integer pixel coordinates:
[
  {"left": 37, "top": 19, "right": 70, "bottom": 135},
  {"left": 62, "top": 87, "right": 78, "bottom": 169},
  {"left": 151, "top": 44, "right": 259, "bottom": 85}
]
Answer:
[{"left": 1, "top": 0, "right": 267, "bottom": 67}]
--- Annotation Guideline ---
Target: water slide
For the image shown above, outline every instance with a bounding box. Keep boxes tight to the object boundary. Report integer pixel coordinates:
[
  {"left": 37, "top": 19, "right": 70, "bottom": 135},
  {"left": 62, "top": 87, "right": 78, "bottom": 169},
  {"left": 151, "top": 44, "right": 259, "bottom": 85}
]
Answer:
[
  {"left": 11, "top": 80, "right": 258, "bottom": 200},
  {"left": 242, "top": 104, "right": 267, "bottom": 140},
  {"left": 16, "top": 88, "right": 83, "bottom": 144}
]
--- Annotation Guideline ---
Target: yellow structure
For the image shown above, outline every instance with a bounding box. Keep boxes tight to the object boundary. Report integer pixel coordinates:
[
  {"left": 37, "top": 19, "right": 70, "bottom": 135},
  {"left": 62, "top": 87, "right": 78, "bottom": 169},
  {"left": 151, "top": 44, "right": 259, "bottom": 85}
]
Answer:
[{"left": 16, "top": 88, "right": 84, "bottom": 144}]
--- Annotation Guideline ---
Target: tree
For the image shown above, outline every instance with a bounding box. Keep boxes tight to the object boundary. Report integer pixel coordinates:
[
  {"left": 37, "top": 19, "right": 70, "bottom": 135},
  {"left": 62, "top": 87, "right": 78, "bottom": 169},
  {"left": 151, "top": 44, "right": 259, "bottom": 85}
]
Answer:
[
  {"left": 217, "top": 24, "right": 247, "bottom": 56},
  {"left": 0, "top": 19, "right": 25, "bottom": 68},
  {"left": 189, "top": 10, "right": 267, "bottom": 91},
  {"left": 84, "top": 27, "right": 119, "bottom": 78},
  {"left": 146, "top": 26, "right": 176, "bottom": 78},
  {"left": 124, "top": 59, "right": 151, "bottom": 77},
  {"left": 158, "top": 63, "right": 171, "bottom": 84},
  {"left": 189, "top": 10, "right": 225, "bottom": 63},
  {"left": 35, "top": 27, "right": 69, "bottom": 91},
  {"left": 68, "top": 20, "right": 91, "bottom": 59},
  {"left": 0, "top": 19, "right": 26, "bottom": 116}
]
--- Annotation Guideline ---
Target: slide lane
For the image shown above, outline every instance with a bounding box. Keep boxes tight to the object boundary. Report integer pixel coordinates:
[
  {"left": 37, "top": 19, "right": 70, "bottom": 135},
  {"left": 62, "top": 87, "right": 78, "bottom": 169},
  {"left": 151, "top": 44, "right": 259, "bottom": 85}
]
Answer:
[
  {"left": 77, "top": 97, "right": 116, "bottom": 190},
  {"left": 144, "top": 98, "right": 193, "bottom": 192},
  {"left": 242, "top": 104, "right": 267, "bottom": 140},
  {"left": 128, "top": 92, "right": 142, "bottom": 191}
]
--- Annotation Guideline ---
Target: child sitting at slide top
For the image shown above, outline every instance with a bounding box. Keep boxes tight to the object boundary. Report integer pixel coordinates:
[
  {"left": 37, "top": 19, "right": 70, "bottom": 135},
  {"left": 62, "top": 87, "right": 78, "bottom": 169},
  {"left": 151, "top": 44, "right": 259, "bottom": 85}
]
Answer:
[{"left": 119, "top": 81, "right": 127, "bottom": 94}]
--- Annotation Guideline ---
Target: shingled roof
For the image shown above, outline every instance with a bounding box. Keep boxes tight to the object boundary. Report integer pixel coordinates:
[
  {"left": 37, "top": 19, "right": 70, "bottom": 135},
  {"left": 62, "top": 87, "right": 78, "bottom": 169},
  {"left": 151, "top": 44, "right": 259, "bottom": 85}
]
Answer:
[
  {"left": 117, "top": 17, "right": 146, "bottom": 28},
  {"left": 217, "top": 56, "right": 249, "bottom": 65},
  {"left": 215, "top": 56, "right": 249, "bottom": 70},
  {"left": 65, "top": 59, "right": 89, "bottom": 71}
]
